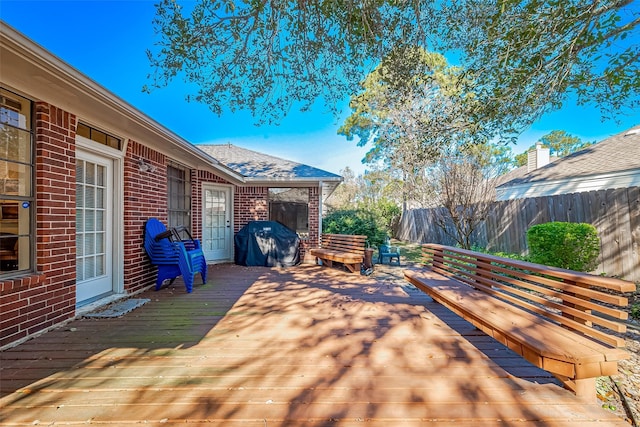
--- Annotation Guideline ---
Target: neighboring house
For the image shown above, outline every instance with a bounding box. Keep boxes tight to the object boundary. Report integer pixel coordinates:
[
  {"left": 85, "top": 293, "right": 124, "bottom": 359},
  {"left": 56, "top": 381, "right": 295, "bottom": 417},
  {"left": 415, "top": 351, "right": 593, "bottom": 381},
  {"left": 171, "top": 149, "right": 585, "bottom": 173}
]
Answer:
[
  {"left": 0, "top": 23, "right": 341, "bottom": 349},
  {"left": 492, "top": 144, "right": 558, "bottom": 196},
  {"left": 496, "top": 126, "right": 640, "bottom": 200}
]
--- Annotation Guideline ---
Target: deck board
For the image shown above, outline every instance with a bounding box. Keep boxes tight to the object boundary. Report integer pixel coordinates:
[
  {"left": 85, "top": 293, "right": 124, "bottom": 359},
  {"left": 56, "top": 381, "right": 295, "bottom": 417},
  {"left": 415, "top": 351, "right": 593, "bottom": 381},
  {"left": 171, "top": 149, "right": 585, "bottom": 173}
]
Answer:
[{"left": 0, "top": 264, "right": 628, "bottom": 426}]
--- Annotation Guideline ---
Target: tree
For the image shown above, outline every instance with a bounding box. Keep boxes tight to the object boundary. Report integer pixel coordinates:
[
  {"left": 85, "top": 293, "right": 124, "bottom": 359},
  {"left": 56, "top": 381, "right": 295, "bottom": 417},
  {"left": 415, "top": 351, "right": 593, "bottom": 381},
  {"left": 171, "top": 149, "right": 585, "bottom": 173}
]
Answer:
[
  {"left": 324, "top": 167, "right": 359, "bottom": 210},
  {"left": 437, "top": 0, "right": 639, "bottom": 135},
  {"left": 356, "top": 169, "right": 403, "bottom": 234},
  {"left": 338, "top": 47, "right": 481, "bottom": 206},
  {"left": 429, "top": 143, "right": 510, "bottom": 249},
  {"left": 540, "top": 130, "right": 594, "bottom": 158},
  {"left": 321, "top": 209, "right": 389, "bottom": 247},
  {"left": 146, "top": 1, "right": 638, "bottom": 132},
  {"left": 514, "top": 130, "right": 594, "bottom": 166}
]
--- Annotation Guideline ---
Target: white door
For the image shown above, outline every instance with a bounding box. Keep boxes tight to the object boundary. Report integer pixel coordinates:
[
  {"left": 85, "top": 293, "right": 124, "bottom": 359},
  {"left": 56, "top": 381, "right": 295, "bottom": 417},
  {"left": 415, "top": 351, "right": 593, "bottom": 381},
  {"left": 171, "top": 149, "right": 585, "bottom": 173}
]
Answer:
[
  {"left": 202, "top": 185, "right": 232, "bottom": 262},
  {"left": 76, "top": 152, "right": 113, "bottom": 305}
]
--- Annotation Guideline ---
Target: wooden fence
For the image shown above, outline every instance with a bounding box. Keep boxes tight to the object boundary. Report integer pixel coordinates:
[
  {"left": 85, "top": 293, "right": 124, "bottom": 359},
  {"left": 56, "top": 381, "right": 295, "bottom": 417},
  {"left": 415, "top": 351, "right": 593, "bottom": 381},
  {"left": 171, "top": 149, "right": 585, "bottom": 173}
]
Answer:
[{"left": 397, "top": 186, "right": 640, "bottom": 282}]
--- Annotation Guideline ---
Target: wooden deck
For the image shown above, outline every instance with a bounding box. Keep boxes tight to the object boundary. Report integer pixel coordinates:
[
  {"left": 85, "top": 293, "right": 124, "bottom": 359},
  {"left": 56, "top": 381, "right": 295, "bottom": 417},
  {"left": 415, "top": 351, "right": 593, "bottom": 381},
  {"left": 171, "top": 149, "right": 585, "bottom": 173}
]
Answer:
[{"left": 0, "top": 263, "right": 629, "bottom": 426}]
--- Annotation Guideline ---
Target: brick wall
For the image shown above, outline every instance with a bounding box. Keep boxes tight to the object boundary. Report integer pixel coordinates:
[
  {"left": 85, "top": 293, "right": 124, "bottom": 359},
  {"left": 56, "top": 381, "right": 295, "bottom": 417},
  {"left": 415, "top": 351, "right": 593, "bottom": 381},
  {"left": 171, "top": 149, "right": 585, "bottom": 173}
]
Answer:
[
  {"left": 122, "top": 141, "right": 168, "bottom": 295},
  {"left": 234, "top": 186, "right": 268, "bottom": 232},
  {"left": 308, "top": 187, "right": 320, "bottom": 248},
  {"left": 0, "top": 102, "right": 77, "bottom": 348}
]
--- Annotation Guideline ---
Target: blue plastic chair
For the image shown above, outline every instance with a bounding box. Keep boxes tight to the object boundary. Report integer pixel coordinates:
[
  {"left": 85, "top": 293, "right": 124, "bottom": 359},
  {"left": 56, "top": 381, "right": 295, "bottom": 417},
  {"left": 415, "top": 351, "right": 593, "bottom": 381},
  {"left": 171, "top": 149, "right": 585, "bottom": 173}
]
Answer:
[
  {"left": 144, "top": 218, "right": 207, "bottom": 293},
  {"left": 378, "top": 244, "right": 400, "bottom": 265}
]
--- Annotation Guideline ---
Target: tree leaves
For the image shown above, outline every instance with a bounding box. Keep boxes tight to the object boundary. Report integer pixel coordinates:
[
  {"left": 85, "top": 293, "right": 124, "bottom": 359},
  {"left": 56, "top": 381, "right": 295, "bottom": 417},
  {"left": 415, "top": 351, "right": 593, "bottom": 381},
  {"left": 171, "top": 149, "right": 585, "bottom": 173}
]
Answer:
[
  {"left": 146, "top": 0, "right": 638, "bottom": 134},
  {"left": 437, "top": 0, "right": 639, "bottom": 132},
  {"left": 145, "top": 0, "right": 435, "bottom": 123}
]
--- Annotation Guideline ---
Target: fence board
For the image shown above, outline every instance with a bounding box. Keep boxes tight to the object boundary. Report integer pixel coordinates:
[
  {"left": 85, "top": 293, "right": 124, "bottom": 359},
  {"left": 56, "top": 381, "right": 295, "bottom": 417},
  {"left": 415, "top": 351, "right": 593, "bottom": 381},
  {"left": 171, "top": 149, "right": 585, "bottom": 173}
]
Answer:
[
  {"left": 399, "top": 186, "right": 640, "bottom": 282},
  {"left": 629, "top": 187, "right": 640, "bottom": 278}
]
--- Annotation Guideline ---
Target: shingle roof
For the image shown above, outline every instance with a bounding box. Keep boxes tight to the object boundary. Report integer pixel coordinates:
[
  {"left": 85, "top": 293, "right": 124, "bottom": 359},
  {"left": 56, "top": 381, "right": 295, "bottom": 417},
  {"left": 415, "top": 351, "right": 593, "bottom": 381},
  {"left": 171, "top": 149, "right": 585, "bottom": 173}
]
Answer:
[
  {"left": 196, "top": 144, "right": 341, "bottom": 181},
  {"left": 497, "top": 125, "right": 640, "bottom": 189},
  {"left": 494, "top": 156, "right": 559, "bottom": 188}
]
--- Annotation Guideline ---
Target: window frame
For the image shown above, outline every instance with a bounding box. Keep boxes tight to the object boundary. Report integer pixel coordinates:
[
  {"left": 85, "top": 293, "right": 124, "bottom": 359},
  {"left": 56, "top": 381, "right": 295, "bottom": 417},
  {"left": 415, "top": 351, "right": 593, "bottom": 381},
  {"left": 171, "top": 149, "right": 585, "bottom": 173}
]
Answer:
[
  {"left": 167, "top": 162, "right": 192, "bottom": 232},
  {"left": 0, "top": 87, "right": 35, "bottom": 277}
]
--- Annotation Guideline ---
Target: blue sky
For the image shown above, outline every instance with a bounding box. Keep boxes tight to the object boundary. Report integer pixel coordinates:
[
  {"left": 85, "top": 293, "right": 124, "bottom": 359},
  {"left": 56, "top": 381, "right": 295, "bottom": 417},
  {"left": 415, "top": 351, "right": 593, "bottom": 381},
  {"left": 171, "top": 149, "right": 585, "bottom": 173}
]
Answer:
[{"left": 1, "top": 0, "right": 638, "bottom": 176}]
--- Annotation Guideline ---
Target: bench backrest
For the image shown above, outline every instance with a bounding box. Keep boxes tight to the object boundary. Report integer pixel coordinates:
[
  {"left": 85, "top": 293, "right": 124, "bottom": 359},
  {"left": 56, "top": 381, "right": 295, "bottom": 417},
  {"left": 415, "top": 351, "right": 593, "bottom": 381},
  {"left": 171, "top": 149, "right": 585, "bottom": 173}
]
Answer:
[
  {"left": 379, "top": 244, "right": 399, "bottom": 255},
  {"left": 421, "top": 243, "right": 636, "bottom": 347},
  {"left": 320, "top": 233, "right": 367, "bottom": 257}
]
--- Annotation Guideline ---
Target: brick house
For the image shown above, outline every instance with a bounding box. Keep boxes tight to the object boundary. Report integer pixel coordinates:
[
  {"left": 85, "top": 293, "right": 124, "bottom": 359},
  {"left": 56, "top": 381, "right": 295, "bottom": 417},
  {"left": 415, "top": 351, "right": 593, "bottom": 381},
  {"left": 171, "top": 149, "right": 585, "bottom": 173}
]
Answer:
[{"left": 0, "top": 23, "right": 341, "bottom": 349}]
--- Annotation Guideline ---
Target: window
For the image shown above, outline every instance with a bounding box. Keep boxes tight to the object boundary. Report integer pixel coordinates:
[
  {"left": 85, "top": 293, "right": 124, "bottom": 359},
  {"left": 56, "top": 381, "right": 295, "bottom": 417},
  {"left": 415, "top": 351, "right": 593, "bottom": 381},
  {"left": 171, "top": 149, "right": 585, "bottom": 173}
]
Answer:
[
  {"left": 0, "top": 88, "right": 33, "bottom": 274},
  {"left": 167, "top": 163, "right": 192, "bottom": 231},
  {"left": 269, "top": 188, "right": 309, "bottom": 235},
  {"left": 76, "top": 122, "right": 121, "bottom": 150}
]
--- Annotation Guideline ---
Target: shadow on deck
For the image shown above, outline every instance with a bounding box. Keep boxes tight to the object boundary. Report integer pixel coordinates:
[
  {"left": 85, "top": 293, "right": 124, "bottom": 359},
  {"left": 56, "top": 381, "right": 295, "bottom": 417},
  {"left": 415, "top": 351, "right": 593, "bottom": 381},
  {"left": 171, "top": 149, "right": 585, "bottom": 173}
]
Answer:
[{"left": 0, "top": 263, "right": 627, "bottom": 426}]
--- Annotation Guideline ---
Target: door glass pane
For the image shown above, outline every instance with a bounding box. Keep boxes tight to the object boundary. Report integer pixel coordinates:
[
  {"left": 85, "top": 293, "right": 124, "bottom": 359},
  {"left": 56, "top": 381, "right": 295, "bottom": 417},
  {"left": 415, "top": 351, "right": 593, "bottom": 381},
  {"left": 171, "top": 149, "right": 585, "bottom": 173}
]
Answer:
[
  {"left": 0, "top": 160, "right": 32, "bottom": 197},
  {"left": 204, "top": 189, "right": 228, "bottom": 252},
  {"left": 97, "top": 165, "right": 105, "bottom": 186},
  {"left": 76, "top": 159, "right": 107, "bottom": 281},
  {"left": 96, "top": 254, "right": 105, "bottom": 276},
  {"left": 0, "top": 125, "right": 31, "bottom": 163},
  {"left": 86, "top": 163, "right": 95, "bottom": 185},
  {"left": 77, "top": 258, "right": 84, "bottom": 281}
]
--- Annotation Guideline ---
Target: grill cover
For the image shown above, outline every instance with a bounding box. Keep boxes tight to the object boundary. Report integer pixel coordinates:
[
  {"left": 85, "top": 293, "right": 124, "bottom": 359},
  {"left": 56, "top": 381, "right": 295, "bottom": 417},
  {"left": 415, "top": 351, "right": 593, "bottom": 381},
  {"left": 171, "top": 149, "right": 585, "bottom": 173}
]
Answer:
[{"left": 234, "top": 221, "right": 300, "bottom": 267}]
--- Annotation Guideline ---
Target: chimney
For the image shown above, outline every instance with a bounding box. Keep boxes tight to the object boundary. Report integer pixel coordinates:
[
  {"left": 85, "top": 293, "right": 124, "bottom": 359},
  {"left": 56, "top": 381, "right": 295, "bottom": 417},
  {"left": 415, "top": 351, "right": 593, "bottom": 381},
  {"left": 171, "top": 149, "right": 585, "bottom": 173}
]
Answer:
[{"left": 527, "top": 142, "right": 550, "bottom": 173}]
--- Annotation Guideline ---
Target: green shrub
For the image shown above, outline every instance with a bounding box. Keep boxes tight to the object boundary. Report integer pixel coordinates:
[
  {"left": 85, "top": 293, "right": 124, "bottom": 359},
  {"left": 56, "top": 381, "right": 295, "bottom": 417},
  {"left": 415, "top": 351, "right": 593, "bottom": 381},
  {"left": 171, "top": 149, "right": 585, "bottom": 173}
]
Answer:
[
  {"left": 322, "top": 209, "right": 388, "bottom": 247},
  {"left": 526, "top": 222, "right": 600, "bottom": 272}
]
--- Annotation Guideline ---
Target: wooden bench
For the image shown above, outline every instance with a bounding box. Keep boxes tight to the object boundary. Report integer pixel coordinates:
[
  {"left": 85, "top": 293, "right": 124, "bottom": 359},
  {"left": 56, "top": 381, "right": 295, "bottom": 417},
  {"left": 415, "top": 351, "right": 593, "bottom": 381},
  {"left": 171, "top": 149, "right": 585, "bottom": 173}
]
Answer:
[
  {"left": 309, "top": 233, "right": 367, "bottom": 273},
  {"left": 404, "top": 243, "right": 636, "bottom": 400}
]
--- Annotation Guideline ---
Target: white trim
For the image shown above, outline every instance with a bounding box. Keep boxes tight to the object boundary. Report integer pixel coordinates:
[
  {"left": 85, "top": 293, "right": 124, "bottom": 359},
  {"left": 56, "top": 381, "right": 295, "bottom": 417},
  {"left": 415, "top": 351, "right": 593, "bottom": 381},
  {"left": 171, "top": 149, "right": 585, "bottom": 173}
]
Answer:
[
  {"left": 244, "top": 177, "right": 341, "bottom": 186},
  {"left": 201, "top": 183, "right": 234, "bottom": 263},
  {"left": 76, "top": 137, "right": 125, "bottom": 295}
]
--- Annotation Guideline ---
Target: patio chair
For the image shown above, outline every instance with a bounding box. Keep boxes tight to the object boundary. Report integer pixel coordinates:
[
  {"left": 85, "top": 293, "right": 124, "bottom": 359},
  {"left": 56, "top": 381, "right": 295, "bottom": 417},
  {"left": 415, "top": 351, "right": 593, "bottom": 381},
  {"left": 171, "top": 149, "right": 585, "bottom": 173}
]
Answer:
[
  {"left": 378, "top": 244, "right": 400, "bottom": 265},
  {"left": 144, "top": 218, "right": 207, "bottom": 293}
]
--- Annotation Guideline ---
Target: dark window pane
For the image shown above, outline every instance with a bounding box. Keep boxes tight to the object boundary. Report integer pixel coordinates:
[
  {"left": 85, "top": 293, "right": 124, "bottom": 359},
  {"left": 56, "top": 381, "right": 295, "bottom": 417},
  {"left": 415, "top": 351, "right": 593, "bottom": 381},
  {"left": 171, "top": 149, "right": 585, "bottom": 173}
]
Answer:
[
  {"left": 91, "top": 129, "right": 107, "bottom": 145},
  {"left": 167, "top": 164, "right": 191, "bottom": 230},
  {"left": 77, "top": 122, "right": 121, "bottom": 150},
  {"left": 76, "top": 122, "right": 90, "bottom": 139},
  {"left": 0, "top": 88, "right": 31, "bottom": 130},
  {"left": 0, "top": 125, "right": 31, "bottom": 163}
]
